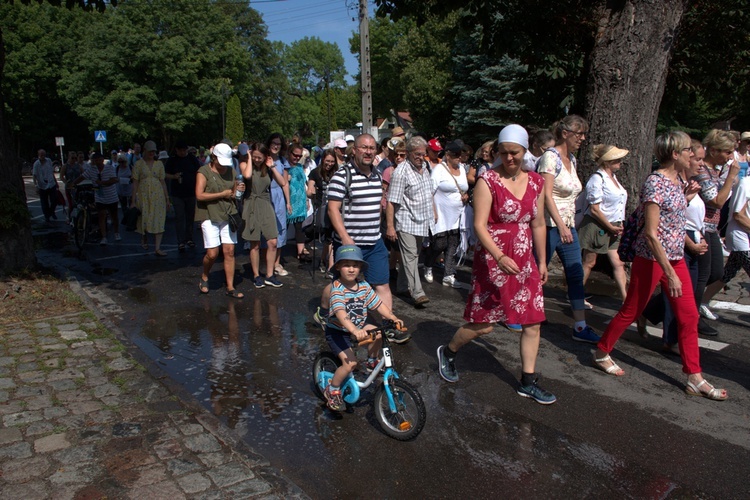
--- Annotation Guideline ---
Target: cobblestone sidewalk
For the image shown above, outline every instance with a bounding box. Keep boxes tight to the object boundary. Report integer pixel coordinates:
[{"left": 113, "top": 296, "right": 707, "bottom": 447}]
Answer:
[{"left": 0, "top": 311, "right": 304, "bottom": 499}]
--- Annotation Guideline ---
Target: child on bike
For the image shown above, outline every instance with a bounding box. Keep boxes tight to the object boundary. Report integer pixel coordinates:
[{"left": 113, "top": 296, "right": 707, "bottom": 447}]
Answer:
[{"left": 324, "top": 244, "right": 403, "bottom": 411}]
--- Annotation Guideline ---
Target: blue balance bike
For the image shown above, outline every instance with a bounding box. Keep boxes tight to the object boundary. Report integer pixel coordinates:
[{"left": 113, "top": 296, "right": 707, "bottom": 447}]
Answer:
[{"left": 312, "top": 321, "right": 426, "bottom": 441}]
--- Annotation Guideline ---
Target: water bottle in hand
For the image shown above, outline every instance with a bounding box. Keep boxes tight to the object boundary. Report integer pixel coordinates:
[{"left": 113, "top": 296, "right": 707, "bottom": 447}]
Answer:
[{"left": 235, "top": 174, "right": 244, "bottom": 199}]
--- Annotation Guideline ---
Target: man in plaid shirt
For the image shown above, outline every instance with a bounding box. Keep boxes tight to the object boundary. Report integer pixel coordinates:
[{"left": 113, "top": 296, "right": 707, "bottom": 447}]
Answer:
[{"left": 386, "top": 136, "right": 435, "bottom": 307}]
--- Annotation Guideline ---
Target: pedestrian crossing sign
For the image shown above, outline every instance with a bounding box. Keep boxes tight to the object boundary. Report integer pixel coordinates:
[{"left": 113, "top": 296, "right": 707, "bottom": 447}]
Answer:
[{"left": 95, "top": 130, "right": 107, "bottom": 142}]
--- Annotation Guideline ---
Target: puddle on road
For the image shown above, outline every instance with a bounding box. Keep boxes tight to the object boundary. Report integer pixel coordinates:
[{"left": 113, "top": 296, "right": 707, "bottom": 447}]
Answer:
[{"left": 129, "top": 291, "right": 707, "bottom": 498}]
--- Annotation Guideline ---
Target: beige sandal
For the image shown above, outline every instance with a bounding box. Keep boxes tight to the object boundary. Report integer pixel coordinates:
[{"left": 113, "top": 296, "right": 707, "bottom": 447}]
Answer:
[
  {"left": 685, "top": 379, "right": 727, "bottom": 401},
  {"left": 593, "top": 354, "right": 625, "bottom": 377}
]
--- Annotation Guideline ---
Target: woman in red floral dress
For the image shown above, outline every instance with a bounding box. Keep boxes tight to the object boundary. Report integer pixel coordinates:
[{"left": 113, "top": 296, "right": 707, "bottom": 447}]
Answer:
[{"left": 436, "top": 125, "right": 555, "bottom": 404}]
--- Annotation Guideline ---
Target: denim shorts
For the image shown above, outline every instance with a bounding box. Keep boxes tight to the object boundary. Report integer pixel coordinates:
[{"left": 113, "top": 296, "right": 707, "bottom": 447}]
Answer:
[{"left": 325, "top": 326, "right": 353, "bottom": 355}]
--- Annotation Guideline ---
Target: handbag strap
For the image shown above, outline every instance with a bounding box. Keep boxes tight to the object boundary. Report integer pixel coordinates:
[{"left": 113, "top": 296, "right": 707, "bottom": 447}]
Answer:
[{"left": 442, "top": 162, "right": 464, "bottom": 193}]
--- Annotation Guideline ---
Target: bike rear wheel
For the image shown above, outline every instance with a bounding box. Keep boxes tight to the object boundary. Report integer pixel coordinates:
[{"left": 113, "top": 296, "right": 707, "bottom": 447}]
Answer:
[
  {"left": 374, "top": 378, "right": 426, "bottom": 441},
  {"left": 74, "top": 208, "right": 88, "bottom": 249},
  {"left": 312, "top": 351, "right": 340, "bottom": 399}
]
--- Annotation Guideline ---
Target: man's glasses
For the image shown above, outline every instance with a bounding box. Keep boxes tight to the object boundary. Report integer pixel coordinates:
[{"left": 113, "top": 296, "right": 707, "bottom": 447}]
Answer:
[
  {"left": 396, "top": 152, "right": 407, "bottom": 158},
  {"left": 290, "top": 153, "right": 302, "bottom": 159}
]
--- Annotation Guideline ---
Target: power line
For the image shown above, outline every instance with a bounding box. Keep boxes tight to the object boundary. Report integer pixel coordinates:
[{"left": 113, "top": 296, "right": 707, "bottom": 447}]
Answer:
[{"left": 259, "top": 0, "right": 340, "bottom": 20}]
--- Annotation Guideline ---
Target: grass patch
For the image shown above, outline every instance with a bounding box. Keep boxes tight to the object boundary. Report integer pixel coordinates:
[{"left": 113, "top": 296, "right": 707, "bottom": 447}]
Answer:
[{"left": 0, "top": 270, "right": 86, "bottom": 326}]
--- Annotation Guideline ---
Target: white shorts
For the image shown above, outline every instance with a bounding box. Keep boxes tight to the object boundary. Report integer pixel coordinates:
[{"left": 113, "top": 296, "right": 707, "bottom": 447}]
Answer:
[{"left": 201, "top": 220, "right": 237, "bottom": 249}]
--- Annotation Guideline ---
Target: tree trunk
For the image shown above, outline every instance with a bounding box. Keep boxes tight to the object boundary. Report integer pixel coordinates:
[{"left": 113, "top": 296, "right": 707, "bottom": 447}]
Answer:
[
  {"left": 580, "top": 0, "right": 688, "bottom": 213},
  {"left": 0, "top": 26, "right": 37, "bottom": 275}
]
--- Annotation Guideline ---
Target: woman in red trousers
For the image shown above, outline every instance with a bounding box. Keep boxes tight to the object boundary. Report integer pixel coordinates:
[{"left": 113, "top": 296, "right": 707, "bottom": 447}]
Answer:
[{"left": 593, "top": 131, "right": 727, "bottom": 401}]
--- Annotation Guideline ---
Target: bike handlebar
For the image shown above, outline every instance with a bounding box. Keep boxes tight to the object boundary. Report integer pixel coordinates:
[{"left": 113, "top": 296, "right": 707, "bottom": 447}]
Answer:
[{"left": 353, "top": 320, "right": 407, "bottom": 347}]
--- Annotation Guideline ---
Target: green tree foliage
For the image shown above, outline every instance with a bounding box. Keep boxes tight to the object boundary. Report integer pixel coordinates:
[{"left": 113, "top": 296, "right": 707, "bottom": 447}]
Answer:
[
  {"left": 57, "top": 0, "right": 250, "bottom": 148},
  {"left": 349, "top": 15, "right": 413, "bottom": 120},
  {"left": 225, "top": 94, "right": 244, "bottom": 145},
  {"left": 276, "top": 37, "right": 358, "bottom": 141},
  {"left": 450, "top": 28, "right": 531, "bottom": 141},
  {"left": 659, "top": 0, "right": 750, "bottom": 133},
  {"left": 0, "top": 2, "right": 90, "bottom": 154}
]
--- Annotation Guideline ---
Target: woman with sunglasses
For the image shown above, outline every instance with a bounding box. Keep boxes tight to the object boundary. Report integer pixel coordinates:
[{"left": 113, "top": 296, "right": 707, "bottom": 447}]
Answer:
[
  {"left": 307, "top": 148, "right": 338, "bottom": 274},
  {"left": 537, "top": 115, "right": 598, "bottom": 342},
  {"left": 594, "top": 131, "right": 727, "bottom": 401},
  {"left": 690, "top": 129, "right": 741, "bottom": 326},
  {"left": 285, "top": 143, "right": 311, "bottom": 263},
  {"left": 265, "top": 133, "right": 292, "bottom": 276}
]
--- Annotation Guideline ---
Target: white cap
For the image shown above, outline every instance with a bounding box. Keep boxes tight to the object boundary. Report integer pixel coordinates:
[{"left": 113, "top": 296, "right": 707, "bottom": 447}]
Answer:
[
  {"left": 143, "top": 140, "right": 157, "bottom": 152},
  {"left": 498, "top": 124, "right": 529, "bottom": 149},
  {"left": 345, "top": 134, "right": 355, "bottom": 142},
  {"left": 158, "top": 151, "right": 169, "bottom": 160},
  {"left": 213, "top": 143, "right": 233, "bottom": 166}
]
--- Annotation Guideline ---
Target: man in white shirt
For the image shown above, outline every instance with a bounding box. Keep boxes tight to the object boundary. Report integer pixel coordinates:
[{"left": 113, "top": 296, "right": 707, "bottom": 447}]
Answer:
[{"left": 32, "top": 149, "right": 58, "bottom": 222}]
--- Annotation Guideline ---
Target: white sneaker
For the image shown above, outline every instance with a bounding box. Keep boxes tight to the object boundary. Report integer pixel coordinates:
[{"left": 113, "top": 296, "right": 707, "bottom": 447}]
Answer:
[
  {"left": 699, "top": 304, "right": 718, "bottom": 321},
  {"left": 114, "top": 233, "right": 121, "bottom": 241},
  {"left": 424, "top": 268, "right": 433, "bottom": 283},
  {"left": 99, "top": 238, "right": 108, "bottom": 246},
  {"left": 442, "top": 275, "right": 461, "bottom": 288},
  {"left": 721, "top": 241, "right": 730, "bottom": 257},
  {"left": 275, "top": 266, "right": 289, "bottom": 277}
]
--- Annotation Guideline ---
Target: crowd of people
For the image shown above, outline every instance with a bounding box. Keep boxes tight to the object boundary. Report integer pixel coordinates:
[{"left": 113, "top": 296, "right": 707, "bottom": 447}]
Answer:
[{"left": 35, "top": 122, "right": 750, "bottom": 410}]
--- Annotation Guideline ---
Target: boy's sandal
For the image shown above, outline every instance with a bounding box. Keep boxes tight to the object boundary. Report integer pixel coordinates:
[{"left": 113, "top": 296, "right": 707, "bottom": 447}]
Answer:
[
  {"left": 225, "top": 289, "right": 244, "bottom": 299},
  {"left": 199, "top": 279, "right": 209, "bottom": 294},
  {"left": 593, "top": 354, "right": 625, "bottom": 377},
  {"left": 685, "top": 379, "right": 728, "bottom": 401}
]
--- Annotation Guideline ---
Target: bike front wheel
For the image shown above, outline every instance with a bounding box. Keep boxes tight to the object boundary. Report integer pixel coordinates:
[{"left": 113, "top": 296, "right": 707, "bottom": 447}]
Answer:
[
  {"left": 374, "top": 378, "right": 426, "bottom": 441},
  {"left": 74, "top": 208, "right": 88, "bottom": 249},
  {"left": 312, "top": 351, "right": 340, "bottom": 399}
]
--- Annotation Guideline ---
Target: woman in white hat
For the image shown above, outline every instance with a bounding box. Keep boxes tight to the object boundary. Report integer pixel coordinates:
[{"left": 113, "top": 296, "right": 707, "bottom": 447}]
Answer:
[
  {"left": 132, "top": 140, "right": 170, "bottom": 256},
  {"left": 437, "top": 124, "right": 555, "bottom": 405},
  {"left": 579, "top": 144, "right": 629, "bottom": 301}
]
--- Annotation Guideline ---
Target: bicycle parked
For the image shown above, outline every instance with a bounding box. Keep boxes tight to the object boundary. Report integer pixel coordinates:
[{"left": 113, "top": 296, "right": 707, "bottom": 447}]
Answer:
[
  {"left": 70, "top": 180, "right": 98, "bottom": 249},
  {"left": 312, "top": 320, "right": 427, "bottom": 441}
]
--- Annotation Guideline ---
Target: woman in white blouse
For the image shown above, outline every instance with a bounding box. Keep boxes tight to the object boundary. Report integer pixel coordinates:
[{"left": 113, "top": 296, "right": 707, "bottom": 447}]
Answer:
[
  {"left": 425, "top": 141, "right": 469, "bottom": 287},
  {"left": 579, "top": 144, "right": 629, "bottom": 301}
]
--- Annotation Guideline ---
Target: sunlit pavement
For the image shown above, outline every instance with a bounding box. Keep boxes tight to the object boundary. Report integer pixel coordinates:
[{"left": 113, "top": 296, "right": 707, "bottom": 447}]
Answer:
[{"left": 27, "top": 176, "right": 750, "bottom": 498}]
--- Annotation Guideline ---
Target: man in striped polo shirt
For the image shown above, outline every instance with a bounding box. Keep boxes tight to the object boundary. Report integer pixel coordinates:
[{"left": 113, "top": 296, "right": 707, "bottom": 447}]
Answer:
[
  {"left": 77, "top": 152, "right": 121, "bottom": 245},
  {"left": 314, "top": 134, "right": 410, "bottom": 343}
]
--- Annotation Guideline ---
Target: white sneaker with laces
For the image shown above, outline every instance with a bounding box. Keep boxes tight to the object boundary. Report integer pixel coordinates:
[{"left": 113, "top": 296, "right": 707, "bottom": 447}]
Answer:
[
  {"left": 699, "top": 304, "right": 718, "bottom": 321},
  {"left": 442, "top": 275, "right": 461, "bottom": 288},
  {"left": 99, "top": 238, "right": 108, "bottom": 246},
  {"left": 114, "top": 233, "right": 121, "bottom": 241},
  {"left": 424, "top": 268, "right": 433, "bottom": 283}
]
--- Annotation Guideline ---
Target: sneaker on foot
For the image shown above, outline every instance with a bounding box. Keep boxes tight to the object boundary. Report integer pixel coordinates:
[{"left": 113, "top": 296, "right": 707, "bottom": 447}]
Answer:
[
  {"left": 324, "top": 385, "right": 344, "bottom": 412},
  {"left": 572, "top": 325, "right": 600, "bottom": 344},
  {"left": 517, "top": 379, "right": 557, "bottom": 405},
  {"left": 313, "top": 307, "right": 326, "bottom": 329},
  {"left": 385, "top": 328, "right": 411, "bottom": 344},
  {"left": 364, "top": 358, "right": 380, "bottom": 374},
  {"left": 253, "top": 276, "right": 266, "bottom": 289},
  {"left": 114, "top": 233, "right": 121, "bottom": 241},
  {"left": 99, "top": 238, "right": 108, "bottom": 246},
  {"left": 442, "top": 275, "right": 462, "bottom": 288},
  {"left": 275, "top": 266, "right": 289, "bottom": 277},
  {"left": 699, "top": 304, "right": 718, "bottom": 321},
  {"left": 264, "top": 276, "right": 283, "bottom": 288},
  {"left": 505, "top": 323, "right": 523, "bottom": 333},
  {"left": 424, "top": 268, "right": 433, "bottom": 283},
  {"left": 437, "top": 345, "right": 459, "bottom": 383}
]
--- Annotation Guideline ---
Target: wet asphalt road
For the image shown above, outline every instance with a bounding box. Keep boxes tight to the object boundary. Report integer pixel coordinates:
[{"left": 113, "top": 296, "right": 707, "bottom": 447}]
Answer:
[{"left": 28, "top": 183, "right": 750, "bottom": 498}]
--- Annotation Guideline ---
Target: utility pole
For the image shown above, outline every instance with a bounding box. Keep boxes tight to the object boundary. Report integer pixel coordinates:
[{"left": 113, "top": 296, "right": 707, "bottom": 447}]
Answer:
[{"left": 359, "top": 0, "right": 373, "bottom": 137}]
